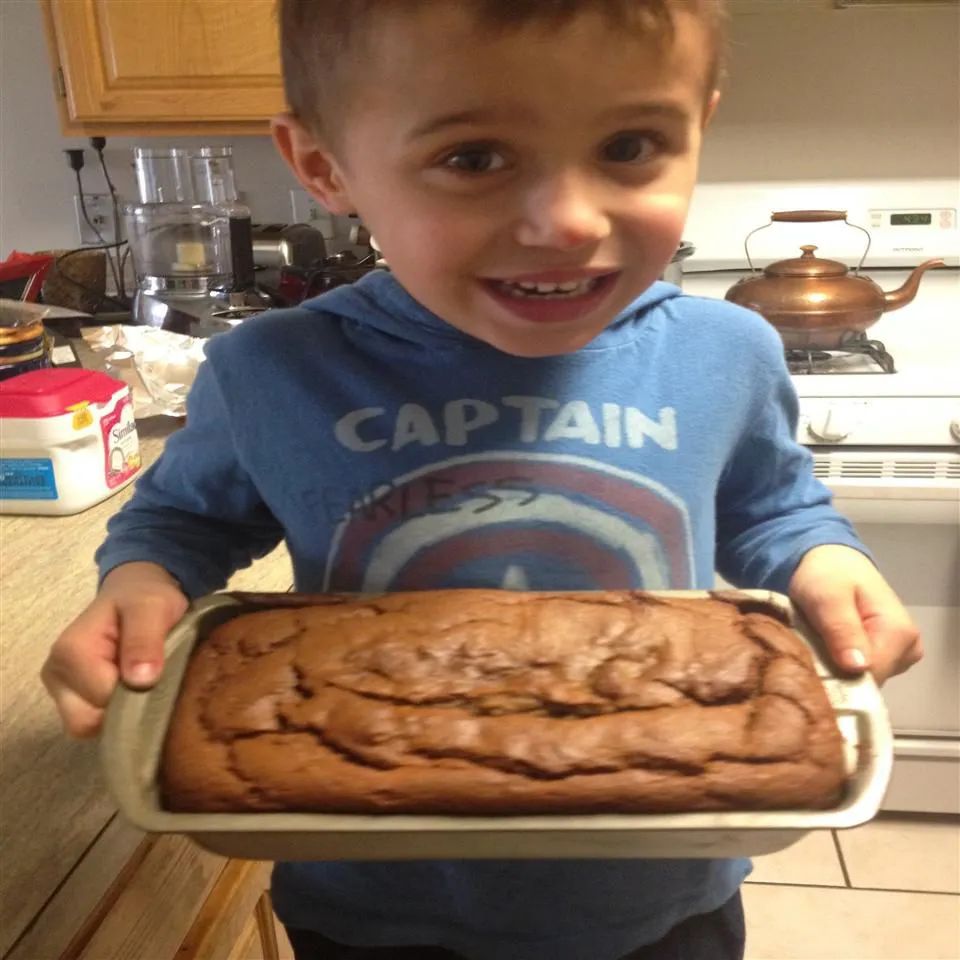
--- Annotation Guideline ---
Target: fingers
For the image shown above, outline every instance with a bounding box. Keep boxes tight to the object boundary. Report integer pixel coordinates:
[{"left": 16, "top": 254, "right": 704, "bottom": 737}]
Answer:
[
  {"left": 790, "top": 545, "right": 874, "bottom": 674},
  {"left": 100, "top": 563, "right": 188, "bottom": 687},
  {"left": 789, "top": 545, "right": 924, "bottom": 687},
  {"left": 41, "top": 600, "right": 121, "bottom": 708},
  {"left": 117, "top": 591, "right": 188, "bottom": 688},
  {"left": 54, "top": 689, "right": 106, "bottom": 739},
  {"left": 42, "top": 569, "right": 189, "bottom": 740},
  {"left": 42, "top": 602, "right": 119, "bottom": 739},
  {"left": 864, "top": 614, "right": 923, "bottom": 685},
  {"left": 801, "top": 593, "right": 872, "bottom": 675},
  {"left": 800, "top": 588, "right": 923, "bottom": 685},
  {"left": 853, "top": 573, "right": 923, "bottom": 685}
]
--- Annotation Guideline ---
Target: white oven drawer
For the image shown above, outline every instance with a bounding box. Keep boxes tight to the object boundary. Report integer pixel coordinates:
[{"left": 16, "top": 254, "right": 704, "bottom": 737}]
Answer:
[
  {"left": 815, "top": 449, "right": 960, "bottom": 521},
  {"left": 822, "top": 466, "right": 960, "bottom": 743},
  {"left": 884, "top": 738, "right": 960, "bottom": 815},
  {"left": 813, "top": 451, "right": 960, "bottom": 744},
  {"left": 830, "top": 494, "right": 959, "bottom": 525}
]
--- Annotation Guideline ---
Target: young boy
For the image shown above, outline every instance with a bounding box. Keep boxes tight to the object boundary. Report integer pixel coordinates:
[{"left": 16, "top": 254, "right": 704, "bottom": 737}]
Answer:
[{"left": 43, "top": 2, "right": 922, "bottom": 958}]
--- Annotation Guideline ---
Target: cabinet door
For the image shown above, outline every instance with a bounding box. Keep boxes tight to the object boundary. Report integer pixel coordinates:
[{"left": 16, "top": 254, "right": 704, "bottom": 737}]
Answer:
[
  {"left": 178, "top": 861, "right": 277, "bottom": 960},
  {"left": 45, "top": 0, "right": 285, "bottom": 130},
  {"left": 74, "top": 835, "right": 227, "bottom": 960}
]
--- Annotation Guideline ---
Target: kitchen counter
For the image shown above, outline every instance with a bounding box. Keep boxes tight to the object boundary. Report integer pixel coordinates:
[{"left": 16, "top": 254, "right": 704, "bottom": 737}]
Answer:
[{"left": 0, "top": 416, "right": 292, "bottom": 960}]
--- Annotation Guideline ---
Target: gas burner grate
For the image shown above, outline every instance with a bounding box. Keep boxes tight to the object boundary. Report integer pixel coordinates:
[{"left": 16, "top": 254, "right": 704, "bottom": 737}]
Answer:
[{"left": 786, "top": 333, "right": 896, "bottom": 375}]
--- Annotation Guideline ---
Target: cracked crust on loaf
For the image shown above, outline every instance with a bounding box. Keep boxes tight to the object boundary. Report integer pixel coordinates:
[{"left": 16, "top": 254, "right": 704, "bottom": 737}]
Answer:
[{"left": 160, "top": 590, "right": 846, "bottom": 814}]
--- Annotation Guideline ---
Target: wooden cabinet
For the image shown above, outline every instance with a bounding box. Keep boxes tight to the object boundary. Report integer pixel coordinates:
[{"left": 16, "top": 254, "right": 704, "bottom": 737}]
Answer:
[
  {"left": 180, "top": 859, "right": 285, "bottom": 960},
  {"left": 41, "top": 0, "right": 286, "bottom": 135},
  {"left": 6, "top": 824, "right": 290, "bottom": 960}
]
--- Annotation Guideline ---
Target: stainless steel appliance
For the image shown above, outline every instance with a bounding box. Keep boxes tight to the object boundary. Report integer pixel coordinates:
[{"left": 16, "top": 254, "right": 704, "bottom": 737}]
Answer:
[
  {"left": 127, "top": 147, "right": 265, "bottom": 337},
  {"left": 251, "top": 223, "right": 326, "bottom": 270},
  {"left": 660, "top": 241, "right": 694, "bottom": 287},
  {"left": 684, "top": 178, "right": 960, "bottom": 814}
]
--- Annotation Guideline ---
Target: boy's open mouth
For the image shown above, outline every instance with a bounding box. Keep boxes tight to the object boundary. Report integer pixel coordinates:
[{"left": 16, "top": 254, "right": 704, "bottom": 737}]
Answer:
[{"left": 480, "top": 271, "right": 620, "bottom": 324}]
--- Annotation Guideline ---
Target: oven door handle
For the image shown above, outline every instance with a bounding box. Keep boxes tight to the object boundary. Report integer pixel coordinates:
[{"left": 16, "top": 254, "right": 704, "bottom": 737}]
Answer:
[
  {"left": 828, "top": 489, "right": 960, "bottom": 525},
  {"left": 893, "top": 738, "right": 960, "bottom": 760}
]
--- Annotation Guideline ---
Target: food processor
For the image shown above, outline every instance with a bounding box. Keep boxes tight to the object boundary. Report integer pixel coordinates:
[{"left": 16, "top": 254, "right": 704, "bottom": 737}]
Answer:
[{"left": 126, "top": 147, "right": 267, "bottom": 338}]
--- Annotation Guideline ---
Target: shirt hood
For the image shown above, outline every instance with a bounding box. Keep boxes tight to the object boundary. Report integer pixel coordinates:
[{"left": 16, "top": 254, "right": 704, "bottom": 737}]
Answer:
[{"left": 300, "top": 270, "right": 683, "bottom": 354}]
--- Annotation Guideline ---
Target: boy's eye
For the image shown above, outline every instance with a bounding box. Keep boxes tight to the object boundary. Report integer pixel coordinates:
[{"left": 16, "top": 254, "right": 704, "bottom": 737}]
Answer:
[
  {"left": 601, "top": 132, "right": 662, "bottom": 164},
  {"left": 442, "top": 146, "right": 507, "bottom": 174}
]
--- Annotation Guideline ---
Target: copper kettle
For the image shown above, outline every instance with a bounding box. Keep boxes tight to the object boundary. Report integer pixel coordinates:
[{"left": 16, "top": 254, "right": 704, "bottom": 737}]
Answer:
[{"left": 725, "top": 210, "right": 944, "bottom": 349}]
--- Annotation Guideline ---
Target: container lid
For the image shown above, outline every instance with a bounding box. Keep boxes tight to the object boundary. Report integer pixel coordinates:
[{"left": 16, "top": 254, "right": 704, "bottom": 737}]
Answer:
[{"left": 0, "top": 368, "right": 124, "bottom": 419}]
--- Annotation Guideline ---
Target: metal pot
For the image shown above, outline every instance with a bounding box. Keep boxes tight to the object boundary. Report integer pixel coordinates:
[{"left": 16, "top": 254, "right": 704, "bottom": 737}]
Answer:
[
  {"left": 661, "top": 241, "right": 695, "bottom": 287},
  {"left": 724, "top": 211, "right": 944, "bottom": 349}
]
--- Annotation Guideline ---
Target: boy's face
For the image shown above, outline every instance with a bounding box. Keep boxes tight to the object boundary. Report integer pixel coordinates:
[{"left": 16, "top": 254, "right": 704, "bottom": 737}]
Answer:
[{"left": 275, "top": 5, "right": 718, "bottom": 357}]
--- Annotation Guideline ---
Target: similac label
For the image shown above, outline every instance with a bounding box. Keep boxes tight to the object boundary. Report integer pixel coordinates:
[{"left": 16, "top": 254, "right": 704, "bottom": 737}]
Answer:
[
  {"left": 0, "top": 458, "right": 59, "bottom": 500},
  {"left": 100, "top": 392, "right": 141, "bottom": 489}
]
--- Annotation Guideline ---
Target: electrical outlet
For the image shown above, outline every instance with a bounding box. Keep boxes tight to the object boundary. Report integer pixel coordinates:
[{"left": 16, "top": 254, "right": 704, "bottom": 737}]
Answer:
[
  {"left": 74, "top": 192, "right": 118, "bottom": 246},
  {"left": 290, "top": 188, "right": 335, "bottom": 238}
]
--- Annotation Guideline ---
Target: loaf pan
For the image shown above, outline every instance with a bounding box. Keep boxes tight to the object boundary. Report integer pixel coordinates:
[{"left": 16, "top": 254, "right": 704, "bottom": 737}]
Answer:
[{"left": 101, "top": 589, "right": 893, "bottom": 861}]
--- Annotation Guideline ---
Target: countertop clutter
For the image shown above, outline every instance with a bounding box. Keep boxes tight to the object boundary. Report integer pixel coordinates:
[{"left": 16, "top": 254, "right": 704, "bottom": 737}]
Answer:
[{"left": 0, "top": 416, "right": 293, "bottom": 960}]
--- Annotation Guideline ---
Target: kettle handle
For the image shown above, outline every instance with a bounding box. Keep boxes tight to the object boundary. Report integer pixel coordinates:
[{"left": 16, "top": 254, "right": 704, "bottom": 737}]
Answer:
[
  {"left": 743, "top": 213, "right": 872, "bottom": 276},
  {"left": 771, "top": 210, "right": 847, "bottom": 223}
]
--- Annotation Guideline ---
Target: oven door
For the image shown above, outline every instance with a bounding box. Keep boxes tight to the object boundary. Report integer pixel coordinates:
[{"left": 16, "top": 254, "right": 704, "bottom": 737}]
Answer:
[{"left": 815, "top": 450, "right": 960, "bottom": 814}]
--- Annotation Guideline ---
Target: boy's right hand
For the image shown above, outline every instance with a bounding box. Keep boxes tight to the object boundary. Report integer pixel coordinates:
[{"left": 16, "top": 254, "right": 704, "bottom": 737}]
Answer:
[{"left": 41, "top": 562, "right": 188, "bottom": 739}]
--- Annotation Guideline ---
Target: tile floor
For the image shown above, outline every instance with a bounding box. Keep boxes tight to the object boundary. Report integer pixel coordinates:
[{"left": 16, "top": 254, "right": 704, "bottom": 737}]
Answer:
[
  {"left": 743, "top": 814, "right": 960, "bottom": 960},
  {"left": 255, "top": 815, "right": 960, "bottom": 960}
]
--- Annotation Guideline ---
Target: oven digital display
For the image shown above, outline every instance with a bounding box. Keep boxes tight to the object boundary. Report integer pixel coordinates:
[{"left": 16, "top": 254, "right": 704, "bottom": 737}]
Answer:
[{"left": 891, "top": 212, "right": 933, "bottom": 226}]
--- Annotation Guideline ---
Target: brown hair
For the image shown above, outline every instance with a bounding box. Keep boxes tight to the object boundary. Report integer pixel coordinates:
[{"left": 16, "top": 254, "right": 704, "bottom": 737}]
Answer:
[{"left": 279, "top": 0, "right": 727, "bottom": 138}]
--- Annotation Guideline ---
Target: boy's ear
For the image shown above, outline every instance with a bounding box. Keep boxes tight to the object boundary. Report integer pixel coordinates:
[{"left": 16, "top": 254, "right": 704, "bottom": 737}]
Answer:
[
  {"left": 271, "top": 113, "right": 355, "bottom": 216},
  {"left": 702, "top": 90, "right": 721, "bottom": 130}
]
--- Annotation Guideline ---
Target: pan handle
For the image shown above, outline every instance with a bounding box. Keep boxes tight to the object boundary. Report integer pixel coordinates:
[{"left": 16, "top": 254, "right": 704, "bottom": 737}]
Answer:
[{"left": 771, "top": 210, "right": 848, "bottom": 223}]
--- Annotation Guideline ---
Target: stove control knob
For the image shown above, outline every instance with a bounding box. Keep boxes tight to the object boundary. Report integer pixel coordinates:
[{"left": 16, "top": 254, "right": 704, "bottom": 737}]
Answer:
[
  {"left": 807, "top": 408, "right": 853, "bottom": 443},
  {"left": 950, "top": 418, "right": 960, "bottom": 443}
]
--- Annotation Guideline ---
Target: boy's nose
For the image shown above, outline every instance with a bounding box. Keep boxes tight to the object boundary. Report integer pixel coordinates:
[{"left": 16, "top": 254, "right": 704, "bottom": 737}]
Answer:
[{"left": 514, "top": 175, "right": 611, "bottom": 251}]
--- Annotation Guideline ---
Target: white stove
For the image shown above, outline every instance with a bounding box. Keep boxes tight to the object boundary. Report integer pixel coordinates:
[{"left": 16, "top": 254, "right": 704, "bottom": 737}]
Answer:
[
  {"left": 686, "top": 179, "right": 960, "bottom": 814},
  {"left": 686, "top": 267, "right": 960, "bottom": 447},
  {"left": 686, "top": 268, "right": 958, "bottom": 440}
]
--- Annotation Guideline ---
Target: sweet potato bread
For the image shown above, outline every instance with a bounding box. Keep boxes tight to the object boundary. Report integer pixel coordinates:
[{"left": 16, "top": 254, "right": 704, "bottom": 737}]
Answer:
[{"left": 160, "top": 590, "right": 846, "bottom": 814}]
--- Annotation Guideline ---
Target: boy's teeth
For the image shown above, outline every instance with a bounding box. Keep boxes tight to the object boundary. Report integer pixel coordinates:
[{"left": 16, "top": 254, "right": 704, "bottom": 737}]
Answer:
[{"left": 497, "top": 277, "right": 602, "bottom": 298}]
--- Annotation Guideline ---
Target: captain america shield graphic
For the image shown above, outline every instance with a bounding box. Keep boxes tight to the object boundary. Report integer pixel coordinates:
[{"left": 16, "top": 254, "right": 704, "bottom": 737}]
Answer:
[{"left": 323, "top": 453, "right": 694, "bottom": 592}]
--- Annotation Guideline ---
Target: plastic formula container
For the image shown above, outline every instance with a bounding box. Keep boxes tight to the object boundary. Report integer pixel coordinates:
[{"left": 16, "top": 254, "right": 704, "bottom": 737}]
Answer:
[{"left": 0, "top": 368, "right": 142, "bottom": 515}]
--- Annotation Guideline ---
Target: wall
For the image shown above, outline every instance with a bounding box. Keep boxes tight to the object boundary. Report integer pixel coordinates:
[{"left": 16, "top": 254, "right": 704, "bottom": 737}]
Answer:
[
  {"left": 700, "top": 1, "right": 960, "bottom": 182},
  {"left": 1, "top": 0, "right": 958, "bottom": 257}
]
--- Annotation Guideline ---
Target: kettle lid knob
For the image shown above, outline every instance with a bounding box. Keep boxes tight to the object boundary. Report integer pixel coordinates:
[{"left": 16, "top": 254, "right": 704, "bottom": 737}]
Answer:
[{"left": 765, "top": 245, "right": 849, "bottom": 278}]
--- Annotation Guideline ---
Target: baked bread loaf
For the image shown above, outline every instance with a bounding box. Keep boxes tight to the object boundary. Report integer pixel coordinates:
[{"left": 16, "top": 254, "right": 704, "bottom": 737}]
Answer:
[{"left": 160, "top": 590, "right": 846, "bottom": 814}]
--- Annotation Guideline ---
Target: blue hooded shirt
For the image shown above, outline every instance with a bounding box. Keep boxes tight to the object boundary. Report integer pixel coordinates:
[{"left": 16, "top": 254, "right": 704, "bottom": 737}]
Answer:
[{"left": 98, "top": 272, "right": 864, "bottom": 959}]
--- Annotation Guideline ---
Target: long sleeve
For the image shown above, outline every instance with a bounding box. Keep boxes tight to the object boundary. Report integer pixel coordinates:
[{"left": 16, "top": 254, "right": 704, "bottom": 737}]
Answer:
[
  {"left": 95, "top": 355, "right": 284, "bottom": 598},
  {"left": 715, "top": 343, "right": 868, "bottom": 594}
]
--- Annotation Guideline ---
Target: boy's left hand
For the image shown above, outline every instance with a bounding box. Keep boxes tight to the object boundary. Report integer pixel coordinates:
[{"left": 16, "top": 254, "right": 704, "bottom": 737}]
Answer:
[{"left": 788, "top": 544, "right": 923, "bottom": 685}]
